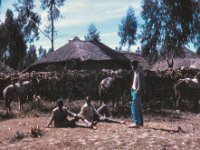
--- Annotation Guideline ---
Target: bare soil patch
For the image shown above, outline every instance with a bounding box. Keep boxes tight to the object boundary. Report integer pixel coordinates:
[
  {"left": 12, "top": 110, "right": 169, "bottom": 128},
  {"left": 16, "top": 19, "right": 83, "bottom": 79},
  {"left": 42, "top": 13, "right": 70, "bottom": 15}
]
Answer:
[{"left": 0, "top": 105, "right": 199, "bottom": 150}]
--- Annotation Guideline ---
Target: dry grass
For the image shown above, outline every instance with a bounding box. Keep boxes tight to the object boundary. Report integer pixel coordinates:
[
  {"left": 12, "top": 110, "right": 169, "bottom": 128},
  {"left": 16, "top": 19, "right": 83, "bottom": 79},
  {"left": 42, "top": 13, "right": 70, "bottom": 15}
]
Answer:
[{"left": 10, "top": 131, "right": 26, "bottom": 143}]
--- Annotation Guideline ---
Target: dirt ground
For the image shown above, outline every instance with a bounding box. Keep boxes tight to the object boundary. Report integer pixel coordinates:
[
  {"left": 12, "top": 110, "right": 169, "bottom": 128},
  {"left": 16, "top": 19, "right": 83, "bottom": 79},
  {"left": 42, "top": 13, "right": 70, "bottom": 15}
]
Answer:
[{"left": 0, "top": 105, "right": 199, "bottom": 150}]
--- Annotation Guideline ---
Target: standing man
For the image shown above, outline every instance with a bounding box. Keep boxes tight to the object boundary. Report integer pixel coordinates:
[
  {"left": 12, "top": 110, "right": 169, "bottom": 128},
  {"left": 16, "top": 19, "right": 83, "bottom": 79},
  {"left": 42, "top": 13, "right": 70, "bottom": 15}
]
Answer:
[
  {"left": 129, "top": 60, "right": 145, "bottom": 128},
  {"left": 46, "top": 99, "right": 92, "bottom": 128}
]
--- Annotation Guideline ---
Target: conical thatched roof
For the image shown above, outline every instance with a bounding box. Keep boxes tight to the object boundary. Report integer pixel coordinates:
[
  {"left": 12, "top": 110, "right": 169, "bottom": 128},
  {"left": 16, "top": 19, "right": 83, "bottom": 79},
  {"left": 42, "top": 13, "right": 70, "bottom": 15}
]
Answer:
[
  {"left": 26, "top": 37, "right": 130, "bottom": 72},
  {"left": 119, "top": 51, "right": 150, "bottom": 69},
  {"left": 179, "top": 47, "right": 199, "bottom": 58},
  {"left": 33, "top": 37, "right": 128, "bottom": 65},
  {"left": 153, "top": 58, "right": 199, "bottom": 70},
  {"left": 153, "top": 47, "right": 200, "bottom": 70}
]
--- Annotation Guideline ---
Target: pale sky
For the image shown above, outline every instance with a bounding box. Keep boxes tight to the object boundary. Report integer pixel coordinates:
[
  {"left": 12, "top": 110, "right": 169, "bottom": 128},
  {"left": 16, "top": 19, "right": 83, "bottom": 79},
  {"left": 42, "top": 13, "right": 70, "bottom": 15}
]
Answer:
[{"left": 0, "top": 0, "right": 196, "bottom": 52}]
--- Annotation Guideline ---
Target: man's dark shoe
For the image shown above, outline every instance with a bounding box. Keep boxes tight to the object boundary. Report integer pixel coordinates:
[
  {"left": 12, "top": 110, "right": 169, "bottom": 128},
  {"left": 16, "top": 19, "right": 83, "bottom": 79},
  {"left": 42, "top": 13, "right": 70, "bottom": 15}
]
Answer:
[{"left": 139, "top": 123, "right": 143, "bottom": 126}]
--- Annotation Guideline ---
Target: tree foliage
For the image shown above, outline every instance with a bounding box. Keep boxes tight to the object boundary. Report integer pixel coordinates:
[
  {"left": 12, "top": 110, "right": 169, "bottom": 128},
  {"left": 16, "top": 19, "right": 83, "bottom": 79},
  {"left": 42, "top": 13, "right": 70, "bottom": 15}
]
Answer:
[
  {"left": 118, "top": 7, "right": 137, "bottom": 51},
  {"left": 85, "top": 23, "right": 101, "bottom": 42},
  {"left": 40, "top": 0, "right": 66, "bottom": 51},
  {"left": 0, "top": 9, "right": 26, "bottom": 69},
  {"left": 196, "top": 47, "right": 200, "bottom": 56},
  {"left": 190, "top": 0, "right": 200, "bottom": 51},
  {"left": 38, "top": 46, "right": 47, "bottom": 59},
  {"left": 14, "top": 0, "right": 41, "bottom": 43},
  {"left": 22, "top": 44, "right": 38, "bottom": 68},
  {"left": 140, "top": 0, "right": 161, "bottom": 63},
  {"left": 141, "top": 0, "right": 199, "bottom": 66}
]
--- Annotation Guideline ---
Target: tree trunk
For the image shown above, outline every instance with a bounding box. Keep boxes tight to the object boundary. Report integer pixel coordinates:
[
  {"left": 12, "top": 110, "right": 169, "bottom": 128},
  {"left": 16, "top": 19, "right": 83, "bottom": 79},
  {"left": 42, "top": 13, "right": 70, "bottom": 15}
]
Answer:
[
  {"left": 50, "top": 4, "right": 54, "bottom": 52},
  {"left": 166, "top": 50, "right": 174, "bottom": 69}
]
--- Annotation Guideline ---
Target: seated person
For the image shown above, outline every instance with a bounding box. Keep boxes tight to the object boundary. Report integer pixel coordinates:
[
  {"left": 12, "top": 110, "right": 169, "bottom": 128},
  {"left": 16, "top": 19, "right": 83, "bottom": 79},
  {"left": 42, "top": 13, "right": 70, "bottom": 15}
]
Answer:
[
  {"left": 47, "top": 99, "right": 92, "bottom": 128},
  {"left": 78, "top": 96, "right": 125, "bottom": 125}
]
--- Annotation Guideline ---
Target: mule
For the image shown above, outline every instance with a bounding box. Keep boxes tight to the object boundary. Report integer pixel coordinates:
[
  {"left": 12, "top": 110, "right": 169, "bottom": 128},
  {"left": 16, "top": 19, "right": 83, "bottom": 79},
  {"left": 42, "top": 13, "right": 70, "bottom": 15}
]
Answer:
[
  {"left": 3, "top": 79, "right": 38, "bottom": 114},
  {"left": 174, "top": 77, "right": 200, "bottom": 112}
]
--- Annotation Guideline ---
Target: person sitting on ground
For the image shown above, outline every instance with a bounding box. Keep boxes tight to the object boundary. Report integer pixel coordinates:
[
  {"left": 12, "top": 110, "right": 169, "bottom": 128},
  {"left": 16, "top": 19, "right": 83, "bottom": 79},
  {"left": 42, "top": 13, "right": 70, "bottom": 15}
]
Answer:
[
  {"left": 78, "top": 96, "right": 125, "bottom": 126},
  {"left": 46, "top": 99, "right": 92, "bottom": 128}
]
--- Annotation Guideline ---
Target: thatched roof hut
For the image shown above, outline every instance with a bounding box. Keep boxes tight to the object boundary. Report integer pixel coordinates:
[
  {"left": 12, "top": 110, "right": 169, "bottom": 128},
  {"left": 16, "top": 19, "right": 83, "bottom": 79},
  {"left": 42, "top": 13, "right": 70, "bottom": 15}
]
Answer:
[
  {"left": 119, "top": 51, "right": 150, "bottom": 69},
  {"left": 152, "top": 47, "right": 200, "bottom": 70},
  {"left": 26, "top": 37, "right": 130, "bottom": 72}
]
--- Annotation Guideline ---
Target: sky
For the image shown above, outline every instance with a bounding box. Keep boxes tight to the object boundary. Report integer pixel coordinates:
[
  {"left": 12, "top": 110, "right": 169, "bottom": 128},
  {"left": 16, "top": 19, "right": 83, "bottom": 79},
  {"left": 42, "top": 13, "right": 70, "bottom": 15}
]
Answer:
[{"left": 0, "top": 0, "right": 196, "bottom": 52}]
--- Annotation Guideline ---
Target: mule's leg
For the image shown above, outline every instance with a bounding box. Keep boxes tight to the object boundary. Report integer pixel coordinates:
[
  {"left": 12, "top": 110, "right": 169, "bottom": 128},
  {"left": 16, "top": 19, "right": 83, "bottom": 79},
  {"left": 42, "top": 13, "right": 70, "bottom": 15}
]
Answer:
[
  {"left": 176, "top": 93, "right": 180, "bottom": 110},
  {"left": 99, "top": 90, "right": 103, "bottom": 106},
  {"left": 18, "top": 98, "right": 20, "bottom": 111},
  {"left": 103, "top": 98, "right": 107, "bottom": 106},
  {"left": 112, "top": 98, "right": 115, "bottom": 108},
  {"left": 113, "top": 97, "right": 119, "bottom": 108},
  {"left": 176, "top": 97, "right": 180, "bottom": 110},
  {"left": 179, "top": 95, "right": 183, "bottom": 111},
  {"left": 5, "top": 99, "right": 12, "bottom": 117},
  {"left": 101, "top": 93, "right": 107, "bottom": 106},
  {"left": 116, "top": 97, "right": 119, "bottom": 108},
  {"left": 18, "top": 98, "right": 23, "bottom": 112},
  {"left": 6, "top": 107, "right": 11, "bottom": 117},
  {"left": 97, "top": 104, "right": 109, "bottom": 116},
  {"left": 176, "top": 94, "right": 183, "bottom": 111},
  {"left": 20, "top": 101, "right": 23, "bottom": 111}
]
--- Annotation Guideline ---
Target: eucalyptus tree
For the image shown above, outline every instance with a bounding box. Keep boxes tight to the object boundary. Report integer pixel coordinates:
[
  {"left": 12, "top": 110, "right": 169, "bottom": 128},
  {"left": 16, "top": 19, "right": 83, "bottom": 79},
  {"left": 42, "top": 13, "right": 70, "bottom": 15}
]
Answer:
[
  {"left": 118, "top": 7, "right": 137, "bottom": 51},
  {"left": 0, "top": 9, "right": 26, "bottom": 69},
  {"left": 141, "top": 0, "right": 198, "bottom": 67},
  {"left": 23, "top": 44, "right": 38, "bottom": 68},
  {"left": 38, "top": 46, "right": 47, "bottom": 59},
  {"left": 40, "top": 0, "right": 66, "bottom": 51},
  {"left": 14, "top": 0, "right": 41, "bottom": 43},
  {"left": 85, "top": 23, "right": 101, "bottom": 42}
]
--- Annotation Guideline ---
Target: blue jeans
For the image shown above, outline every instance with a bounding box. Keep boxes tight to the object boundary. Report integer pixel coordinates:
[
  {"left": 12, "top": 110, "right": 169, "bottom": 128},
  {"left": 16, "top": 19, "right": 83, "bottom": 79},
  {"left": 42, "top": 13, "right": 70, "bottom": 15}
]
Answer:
[{"left": 131, "top": 90, "right": 143, "bottom": 125}]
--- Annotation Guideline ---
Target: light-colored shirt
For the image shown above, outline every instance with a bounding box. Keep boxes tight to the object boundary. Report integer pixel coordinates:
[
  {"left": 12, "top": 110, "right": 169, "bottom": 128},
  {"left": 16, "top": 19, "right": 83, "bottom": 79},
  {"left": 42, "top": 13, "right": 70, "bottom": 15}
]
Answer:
[
  {"left": 132, "top": 70, "right": 138, "bottom": 90},
  {"left": 132, "top": 68, "right": 145, "bottom": 93},
  {"left": 78, "top": 103, "right": 97, "bottom": 122}
]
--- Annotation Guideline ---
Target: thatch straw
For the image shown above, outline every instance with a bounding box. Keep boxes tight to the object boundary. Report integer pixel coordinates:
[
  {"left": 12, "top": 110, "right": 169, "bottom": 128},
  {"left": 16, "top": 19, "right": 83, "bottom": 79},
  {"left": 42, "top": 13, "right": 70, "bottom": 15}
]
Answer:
[
  {"left": 119, "top": 51, "right": 150, "bottom": 69},
  {"left": 31, "top": 37, "right": 129, "bottom": 66},
  {"left": 153, "top": 47, "right": 199, "bottom": 70}
]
